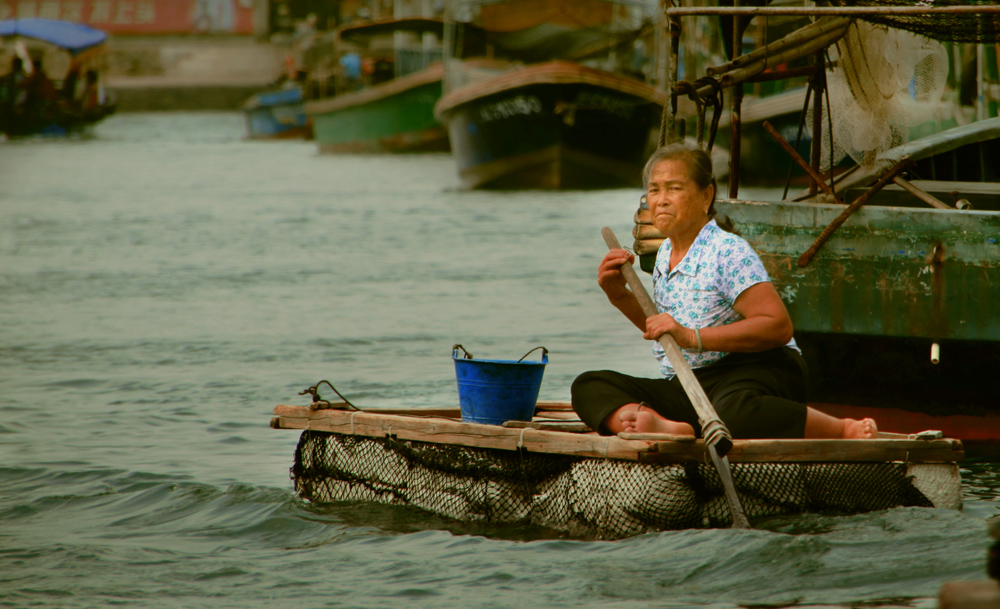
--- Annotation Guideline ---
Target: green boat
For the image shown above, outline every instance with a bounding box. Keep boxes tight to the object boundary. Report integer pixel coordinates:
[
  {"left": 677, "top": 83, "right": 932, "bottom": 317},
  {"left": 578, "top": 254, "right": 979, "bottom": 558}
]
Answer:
[
  {"left": 634, "top": 4, "right": 1000, "bottom": 438},
  {"left": 306, "top": 63, "right": 448, "bottom": 153},
  {"left": 304, "top": 18, "right": 449, "bottom": 153}
]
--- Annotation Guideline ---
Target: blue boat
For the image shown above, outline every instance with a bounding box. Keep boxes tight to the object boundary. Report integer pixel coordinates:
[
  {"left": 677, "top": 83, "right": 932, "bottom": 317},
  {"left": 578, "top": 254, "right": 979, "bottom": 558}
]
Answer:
[
  {"left": 0, "top": 18, "right": 116, "bottom": 138},
  {"left": 242, "top": 86, "right": 313, "bottom": 140}
]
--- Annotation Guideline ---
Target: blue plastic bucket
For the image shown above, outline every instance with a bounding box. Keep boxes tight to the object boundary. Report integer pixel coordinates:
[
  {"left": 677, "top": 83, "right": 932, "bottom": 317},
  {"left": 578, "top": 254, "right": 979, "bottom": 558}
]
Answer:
[{"left": 452, "top": 345, "right": 548, "bottom": 426}]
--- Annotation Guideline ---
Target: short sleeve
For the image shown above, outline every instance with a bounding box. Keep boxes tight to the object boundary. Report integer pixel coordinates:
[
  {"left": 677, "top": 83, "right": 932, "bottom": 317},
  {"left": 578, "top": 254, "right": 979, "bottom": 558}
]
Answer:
[{"left": 715, "top": 235, "right": 770, "bottom": 305}]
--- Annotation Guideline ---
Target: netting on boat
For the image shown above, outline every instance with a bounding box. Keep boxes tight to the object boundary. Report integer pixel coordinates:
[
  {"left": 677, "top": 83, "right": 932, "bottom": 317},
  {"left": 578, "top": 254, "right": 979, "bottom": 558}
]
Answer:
[
  {"left": 807, "top": 19, "right": 951, "bottom": 171},
  {"left": 291, "top": 430, "right": 934, "bottom": 539},
  {"left": 823, "top": 0, "right": 1000, "bottom": 44}
]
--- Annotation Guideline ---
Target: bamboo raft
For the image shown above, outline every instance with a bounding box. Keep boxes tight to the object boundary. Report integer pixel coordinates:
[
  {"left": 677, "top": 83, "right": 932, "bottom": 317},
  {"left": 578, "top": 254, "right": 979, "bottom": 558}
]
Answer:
[{"left": 271, "top": 401, "right": 964, "bottom": 539}]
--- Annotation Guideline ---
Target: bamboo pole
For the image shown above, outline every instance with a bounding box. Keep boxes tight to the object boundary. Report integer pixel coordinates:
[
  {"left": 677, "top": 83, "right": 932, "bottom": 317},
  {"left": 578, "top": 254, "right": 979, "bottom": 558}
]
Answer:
[
  {"left": 746, "top": 64, "right": 822, "bottom": 83},
  {"left": 601, "top": 227, "right": 751, "bottom": 529},
  {"left": 762, "top": 120, "right": 841, "bottom": 203},
  {"left": 798, "top": 156, "right": 915, "bottom": 267},
  {"left": 677, "top": 22, "right": 849, "bottom": 103},
  {"left": 660, "top": 0, "right": 681, "bottom": 146},
  {"left": 810, "top": 51, "right": 825, "bottom": 196},
  {"left": 892, "top": 177, "right": 954, "bottom": 210},
  {"left": 706, "top": 17, "right": 850, "bottom": 76},
  {"left": 728, "top": 5, "right": 746, "bottom": 198},
  {"left": 717, "top": 24, "right": 848, "bottom": 90}
]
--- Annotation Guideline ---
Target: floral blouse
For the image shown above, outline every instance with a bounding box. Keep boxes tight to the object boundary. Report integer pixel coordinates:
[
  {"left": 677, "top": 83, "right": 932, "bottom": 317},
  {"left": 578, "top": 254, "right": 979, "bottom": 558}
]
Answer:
[{"left": 651, "top": 218, "right": 798, "bottom": 378}]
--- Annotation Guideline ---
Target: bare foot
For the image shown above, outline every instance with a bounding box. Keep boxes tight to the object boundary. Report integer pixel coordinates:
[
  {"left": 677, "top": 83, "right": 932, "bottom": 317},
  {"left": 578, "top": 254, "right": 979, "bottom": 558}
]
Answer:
[
  {"left": 843, "top": 417, "right": 878, "bottom": 439},
  {"left": 619, "top": 406, "right": 694, "bottom": 436}
]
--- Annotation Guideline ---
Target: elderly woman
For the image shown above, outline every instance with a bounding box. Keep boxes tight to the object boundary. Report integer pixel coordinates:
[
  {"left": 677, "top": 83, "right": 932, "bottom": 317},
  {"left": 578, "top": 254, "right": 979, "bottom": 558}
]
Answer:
[{"left": 572, "top": 142, "right": 877, "bottom": 440}]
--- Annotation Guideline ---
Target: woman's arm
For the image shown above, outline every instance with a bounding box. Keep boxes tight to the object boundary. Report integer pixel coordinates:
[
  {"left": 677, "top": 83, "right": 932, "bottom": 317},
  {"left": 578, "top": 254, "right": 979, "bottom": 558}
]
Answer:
[
  {"left": 598, "top": 249, "right": 647, "bottom": 332},
  {"left": 643, "top": 281, "right": 793, "bottom": 352}
]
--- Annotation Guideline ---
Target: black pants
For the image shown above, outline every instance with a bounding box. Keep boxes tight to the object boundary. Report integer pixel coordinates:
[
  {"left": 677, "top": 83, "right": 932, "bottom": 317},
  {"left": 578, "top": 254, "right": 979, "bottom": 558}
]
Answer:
[{"left": 571, "top": 347, "right": 808, "bottom": 439}]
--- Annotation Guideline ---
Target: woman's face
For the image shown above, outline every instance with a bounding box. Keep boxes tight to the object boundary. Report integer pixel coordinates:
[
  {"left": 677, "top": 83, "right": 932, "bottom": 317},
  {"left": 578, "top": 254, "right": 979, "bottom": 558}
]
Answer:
[{"left": 647, "top": 159, "right": 714, "bottom": 240}]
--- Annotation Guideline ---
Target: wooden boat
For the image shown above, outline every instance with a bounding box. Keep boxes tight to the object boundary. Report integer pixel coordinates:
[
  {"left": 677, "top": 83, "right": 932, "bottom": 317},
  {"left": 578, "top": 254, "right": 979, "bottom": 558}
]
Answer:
[
  {"left": 634, "top": 4, "right": 1000, "bottom": 442},
  {"left": 435, "top": 0, "right": 668, "bottom": 189},
  {"left": 271, "top": 401, "right": 964, "bottom": 540},
  {"left": 0, "top": 18, "right": 115, "bottom": 138},
  {"left": 304, "top": 18, "right": 449, "bottom": 154},
  {"left": 242, "top": 86, "right": 312, "bottom": 140}
]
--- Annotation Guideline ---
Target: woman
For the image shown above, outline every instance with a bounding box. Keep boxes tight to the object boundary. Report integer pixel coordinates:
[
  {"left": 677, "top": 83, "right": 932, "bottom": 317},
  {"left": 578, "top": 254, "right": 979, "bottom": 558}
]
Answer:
[{"left": 572, "top": 142, "right": 877, "bottom": 440}]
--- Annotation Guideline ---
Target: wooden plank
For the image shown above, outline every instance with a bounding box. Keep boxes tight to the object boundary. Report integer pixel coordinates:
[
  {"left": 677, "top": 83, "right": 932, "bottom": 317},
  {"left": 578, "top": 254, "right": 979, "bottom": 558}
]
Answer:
[
  {"left": 938, "top": 580, "right": 1000, "bottom": 609},
  {"left": 536, "top": 401, "right": 573, "bottom": 411},
  {"left": 503, "top": 420, "right": 592, "bottom": 433},
  {"left": 619, "top": 432, "right": 697, "bottom": 442},
  {"left": 641, "top": 438, "right": 964, "bottom": 464},
  {"left": 534, "top": 411, "right": 581, "bottom": 420},
  {"left": 272, "top": 405, "right": 651, "bottom": 460},
  {"left": 272, "top": 405, "right": 964, "bottom": 464}
]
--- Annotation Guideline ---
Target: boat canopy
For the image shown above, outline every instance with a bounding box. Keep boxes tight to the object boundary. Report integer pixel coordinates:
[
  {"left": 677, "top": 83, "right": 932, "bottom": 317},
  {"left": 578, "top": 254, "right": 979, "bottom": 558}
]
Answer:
[
  {"left": 338, "top": 17, "right": 444, "bottom": 46},
  {"left": 0, "top": 18, "right": 107, "bottom": 55}
]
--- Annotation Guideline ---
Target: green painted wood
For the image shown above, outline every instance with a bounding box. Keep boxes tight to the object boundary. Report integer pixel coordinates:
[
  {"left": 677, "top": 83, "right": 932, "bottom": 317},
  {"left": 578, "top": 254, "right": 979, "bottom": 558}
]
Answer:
[
  {"left": 310, "top": 79, "right": 444, "bottom": 151},
  {"left": 718, "top": 199, "right": 1000, "bottom": 341}
]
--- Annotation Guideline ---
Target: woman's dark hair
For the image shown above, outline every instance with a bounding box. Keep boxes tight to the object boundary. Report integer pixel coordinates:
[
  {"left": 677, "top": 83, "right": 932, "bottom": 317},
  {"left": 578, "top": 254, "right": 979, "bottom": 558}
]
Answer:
[{"left": 642, "top": 142, "right": 737, "bottom": 233}]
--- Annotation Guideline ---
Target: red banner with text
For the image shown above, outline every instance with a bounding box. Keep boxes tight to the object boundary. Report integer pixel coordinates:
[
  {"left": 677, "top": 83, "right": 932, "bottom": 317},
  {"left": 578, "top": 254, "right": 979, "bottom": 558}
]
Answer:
[{"left": 0, "top": 0, "right": 255, "bottom": 34}]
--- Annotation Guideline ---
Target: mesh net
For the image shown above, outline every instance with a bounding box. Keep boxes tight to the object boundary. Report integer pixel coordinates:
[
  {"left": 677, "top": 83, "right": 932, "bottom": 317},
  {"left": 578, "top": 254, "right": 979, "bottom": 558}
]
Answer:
[
  {"left": 824, "top": 0, "right": 1000, "bottom": 44},
  {"left": 291, "top": 430, "right": 934, "bottom": 539},
  {"left": 807, "top": 20, "right": 951, "bottom": 171}
]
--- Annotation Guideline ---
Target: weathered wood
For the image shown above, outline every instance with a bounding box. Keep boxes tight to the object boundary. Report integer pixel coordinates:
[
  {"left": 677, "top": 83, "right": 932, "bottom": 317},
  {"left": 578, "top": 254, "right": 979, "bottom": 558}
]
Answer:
[
  {"left": 536, "top": 401, "right": 573, "bottom": 411},
  {"left": 642, "top": 437, "right": 964, "bottom": 464},
  {"left": 676, "top": 21, "right": 850, "bottom": 116},
  {"left": 762, "top": 120, "right": 842, "bottom": 203},
  {"left": 892, "top": 176, "right": 954, "bottom": 210},
  {"left": 745, "top": 65, "right": 822, "bottom": 83},
  {"left": 938, "top": 580, "right": 1000, "bottom": 609},
  {"left": 503, "top": 420, "right": 592, "bottom": 432},
  {"left": 798, "top": 155, "right": 915, "bottom": 267},
  {"left": 718, "top": 26, "right": 848, "bottom": 91},
  {"left": 534, "top": 410, "right": 581, "bottom": 420},
  {"left": 619, "top": 432, "right": 696, "bottom": 442},
  {"left": 272, "top": 405, "right": 653, "bottom": 460},
  {"left": 706, "top": 18, "right": 850, "bottom": 76},
  {"left": 809, "top": 55, "right": 825, "bottom": 197},
  {"left": 271, "top": 405, "right": 965, "bottom": 464}
]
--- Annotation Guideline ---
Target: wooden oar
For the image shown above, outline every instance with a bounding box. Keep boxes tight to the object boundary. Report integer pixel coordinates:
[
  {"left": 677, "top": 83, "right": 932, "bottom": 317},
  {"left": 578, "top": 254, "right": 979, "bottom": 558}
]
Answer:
[{"left": 602, "top": 227, "right": 751, "bottom": 529}]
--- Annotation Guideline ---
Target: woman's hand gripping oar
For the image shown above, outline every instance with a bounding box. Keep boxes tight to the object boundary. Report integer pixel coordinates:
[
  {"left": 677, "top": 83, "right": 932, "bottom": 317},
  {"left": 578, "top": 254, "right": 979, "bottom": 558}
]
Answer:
[{"left": 602, "top": 227, "right": 751, "bottom": 530}]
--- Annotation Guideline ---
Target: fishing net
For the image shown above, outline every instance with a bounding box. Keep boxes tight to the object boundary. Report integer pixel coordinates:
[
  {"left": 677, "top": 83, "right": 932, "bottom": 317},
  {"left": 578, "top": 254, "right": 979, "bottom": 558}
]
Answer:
[
  {"left": 807, "top": 19, "right": 951, "bottom": 171},
  {"left": 823, "top": 0, "right": 1000, "bottom": 44},
  {"left": 291, "top": 430, "right": 935, "bottom": 539}
]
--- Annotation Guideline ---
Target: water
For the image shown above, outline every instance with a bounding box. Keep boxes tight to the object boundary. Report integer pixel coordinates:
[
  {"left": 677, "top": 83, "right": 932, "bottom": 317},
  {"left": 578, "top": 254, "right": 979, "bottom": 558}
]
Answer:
[{"left": 1, "top": 113, "right": 997, "bottom": 609}]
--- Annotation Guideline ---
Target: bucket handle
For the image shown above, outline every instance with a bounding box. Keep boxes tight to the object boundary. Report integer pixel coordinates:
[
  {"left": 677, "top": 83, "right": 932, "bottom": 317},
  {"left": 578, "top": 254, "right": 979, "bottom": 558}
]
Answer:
[
  {"left": 517, "top": 346, "right": 548, "bottom": 364},
  {"left": 452, "top": 344, "right": 548, "bottom": 364}
]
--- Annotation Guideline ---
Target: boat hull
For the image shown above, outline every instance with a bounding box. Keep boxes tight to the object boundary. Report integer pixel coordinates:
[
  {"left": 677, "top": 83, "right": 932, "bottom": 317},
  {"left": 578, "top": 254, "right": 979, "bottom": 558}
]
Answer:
[
  {"left": 243, "top": 88, "right": 312, "bottom": 140},
  {"left": 2, "top": 104, "right": 114, "bottom": 138},
  {"left": 305, "top": 66, "right": 448, "bottom": 153},
  {"left": 436, "top": 62, "right": 664, "bottom": 189},
  {"left": 634, "top": 195, "right": 1000, "bottom": 420}
]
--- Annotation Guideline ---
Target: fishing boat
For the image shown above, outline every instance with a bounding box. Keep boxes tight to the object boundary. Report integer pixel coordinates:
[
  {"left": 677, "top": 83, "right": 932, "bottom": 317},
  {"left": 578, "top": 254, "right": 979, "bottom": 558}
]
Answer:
[
  {"left": 271, "top": 400, "right": 964, "bottom": 540},
  {"left": 434, "top": 0, "right": 668, "bottom": 189},
  {"left": 242, "top": 85, "right": 312, "bottom": 140},
  {"left": 632, "top": 3, "right": 1000, "bottom": 443},
  {"left": 0, "top": 18, "right": 116, "bottom": 138},
  {"left": 304, "top": 17, "right": 449, "bottom": 153}
]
